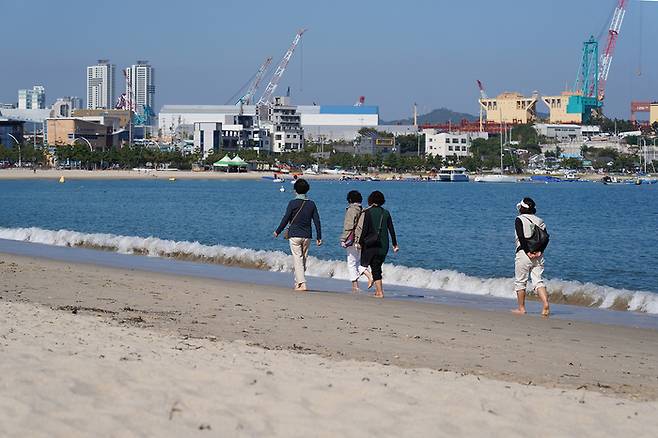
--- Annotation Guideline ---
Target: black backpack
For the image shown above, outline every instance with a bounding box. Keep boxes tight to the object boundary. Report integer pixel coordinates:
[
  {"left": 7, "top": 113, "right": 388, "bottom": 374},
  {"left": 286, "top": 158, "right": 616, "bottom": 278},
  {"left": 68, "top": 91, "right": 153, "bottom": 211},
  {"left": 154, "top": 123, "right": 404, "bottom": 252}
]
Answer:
[{"left": 523, "top": 216, "right": 550, "bottom": 253}]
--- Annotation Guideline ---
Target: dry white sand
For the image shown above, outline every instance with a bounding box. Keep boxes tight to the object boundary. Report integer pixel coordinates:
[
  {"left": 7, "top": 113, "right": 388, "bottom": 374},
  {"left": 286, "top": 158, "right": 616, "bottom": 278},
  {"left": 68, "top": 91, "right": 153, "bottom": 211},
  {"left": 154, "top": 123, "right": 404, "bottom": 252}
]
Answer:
[{"left": 2, "top": 299, "right": 657, "bottom": 437}]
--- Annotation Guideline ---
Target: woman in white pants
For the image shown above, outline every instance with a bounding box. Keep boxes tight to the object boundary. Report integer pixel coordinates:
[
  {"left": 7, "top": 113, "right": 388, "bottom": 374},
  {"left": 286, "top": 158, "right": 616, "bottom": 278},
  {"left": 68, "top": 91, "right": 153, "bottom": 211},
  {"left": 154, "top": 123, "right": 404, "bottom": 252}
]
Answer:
[{"left": 340, "top": 190, "right": 373, "bottom": 292}]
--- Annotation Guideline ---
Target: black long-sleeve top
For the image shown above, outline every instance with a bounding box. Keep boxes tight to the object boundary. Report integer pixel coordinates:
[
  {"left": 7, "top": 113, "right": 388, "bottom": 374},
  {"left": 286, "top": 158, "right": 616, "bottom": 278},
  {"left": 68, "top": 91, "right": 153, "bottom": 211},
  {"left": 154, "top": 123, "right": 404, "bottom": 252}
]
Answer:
[{"left": 275, "top": 199, "right": 322, "bottom": 240}]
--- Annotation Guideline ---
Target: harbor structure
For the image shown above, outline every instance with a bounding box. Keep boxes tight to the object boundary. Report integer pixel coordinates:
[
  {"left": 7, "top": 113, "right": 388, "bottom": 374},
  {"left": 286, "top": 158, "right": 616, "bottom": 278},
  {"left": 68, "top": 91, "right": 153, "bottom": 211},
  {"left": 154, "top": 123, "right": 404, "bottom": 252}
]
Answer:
[
  {"left": 18, "top": 86, "right": 46, "bottom": 110},
  {"left": 72, "top": 109, "right": 133, "bottom": 130},
  {"left": 87, "top": 60, "right": 115, "bottom": 110},
  {"left": 478, "top": 92, "right": 538, "bottom": 125}
]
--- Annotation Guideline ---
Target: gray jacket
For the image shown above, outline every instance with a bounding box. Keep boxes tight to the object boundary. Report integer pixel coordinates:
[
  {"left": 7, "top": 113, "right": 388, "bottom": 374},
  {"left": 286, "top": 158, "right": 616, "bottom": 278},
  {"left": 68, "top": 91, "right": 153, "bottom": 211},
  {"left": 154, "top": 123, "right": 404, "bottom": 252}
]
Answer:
[{"left": 341, "top": 203, "right": 362, "bottom": 242}]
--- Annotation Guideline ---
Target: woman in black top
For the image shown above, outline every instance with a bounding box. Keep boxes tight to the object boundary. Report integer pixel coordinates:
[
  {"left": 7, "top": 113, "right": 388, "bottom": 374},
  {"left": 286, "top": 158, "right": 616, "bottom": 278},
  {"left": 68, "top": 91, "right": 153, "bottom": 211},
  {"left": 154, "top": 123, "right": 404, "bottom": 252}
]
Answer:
[
  {"left": 274, "top": 178, "right": 322, "bottom": 291},
  {"left": 355, "top": 191, "right": 398, "bottom": 298}
]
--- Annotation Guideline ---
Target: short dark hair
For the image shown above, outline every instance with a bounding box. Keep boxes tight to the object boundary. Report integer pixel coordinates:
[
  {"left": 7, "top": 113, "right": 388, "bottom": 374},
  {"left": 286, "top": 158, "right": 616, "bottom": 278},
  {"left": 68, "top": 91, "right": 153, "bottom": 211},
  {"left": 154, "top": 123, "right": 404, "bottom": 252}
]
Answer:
[
  {"left": 367, "top": 190, "right": 385, "bottom": 206},
  {"left": 518, "top": 197, "right": 536, "bottom": 215},
  {"left": 293, "top": 178, "right": 310, "bottom": 194},
  {"left": 346, "top": 190, "right": 362, "bottom": 204}
]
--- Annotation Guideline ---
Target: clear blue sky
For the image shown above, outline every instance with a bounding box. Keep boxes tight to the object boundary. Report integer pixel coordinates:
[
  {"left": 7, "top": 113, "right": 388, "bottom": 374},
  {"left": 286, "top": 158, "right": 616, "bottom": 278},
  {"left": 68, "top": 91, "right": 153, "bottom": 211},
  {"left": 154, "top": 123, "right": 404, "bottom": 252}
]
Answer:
[{"left": 2, "top": 0, "right": 656, "bottom": 120}]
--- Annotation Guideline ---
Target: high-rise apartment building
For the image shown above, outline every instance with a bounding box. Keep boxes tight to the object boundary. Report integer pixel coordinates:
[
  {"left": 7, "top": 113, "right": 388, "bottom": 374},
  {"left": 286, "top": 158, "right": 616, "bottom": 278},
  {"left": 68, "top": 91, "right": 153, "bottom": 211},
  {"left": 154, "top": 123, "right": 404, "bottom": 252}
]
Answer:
[
  {"left": 18, "top": 85, "right": 46, "bottom": 109},
  {"left": 125, "top": 61, "right": 155, "bottom": 116},
  {"left": 86, "top": 60, "right": 115, "bottom": 109}
]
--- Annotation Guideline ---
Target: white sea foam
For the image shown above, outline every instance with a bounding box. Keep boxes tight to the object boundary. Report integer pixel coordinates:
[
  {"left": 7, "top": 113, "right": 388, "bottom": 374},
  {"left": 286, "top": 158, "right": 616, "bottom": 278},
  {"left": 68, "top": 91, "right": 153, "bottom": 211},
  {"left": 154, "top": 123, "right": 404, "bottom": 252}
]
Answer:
[{"left": 1, "top": 226, "right": 657, "bottom": 314}]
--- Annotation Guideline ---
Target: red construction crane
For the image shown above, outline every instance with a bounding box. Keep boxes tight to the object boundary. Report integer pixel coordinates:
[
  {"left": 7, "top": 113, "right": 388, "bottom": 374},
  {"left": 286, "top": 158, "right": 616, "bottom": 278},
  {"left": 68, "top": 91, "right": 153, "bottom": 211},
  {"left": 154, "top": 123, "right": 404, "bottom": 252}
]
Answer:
[{"left": 598, "top": 0, "right": 628, "bottom": 101}]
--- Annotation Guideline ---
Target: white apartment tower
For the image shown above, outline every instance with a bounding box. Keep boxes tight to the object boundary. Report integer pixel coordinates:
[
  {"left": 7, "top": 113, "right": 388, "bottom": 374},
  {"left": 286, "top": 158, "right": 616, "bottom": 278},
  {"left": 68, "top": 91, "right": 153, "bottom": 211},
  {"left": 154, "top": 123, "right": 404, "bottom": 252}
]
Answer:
[
  {"left": 18, "top": 85, "right": 46, "bottom": 109},
  {"left": 125, "top": 61, "right": 155, "bottom": 115},
  {"left": 86, "top": 60, "right": 115, "bottom": 109}
]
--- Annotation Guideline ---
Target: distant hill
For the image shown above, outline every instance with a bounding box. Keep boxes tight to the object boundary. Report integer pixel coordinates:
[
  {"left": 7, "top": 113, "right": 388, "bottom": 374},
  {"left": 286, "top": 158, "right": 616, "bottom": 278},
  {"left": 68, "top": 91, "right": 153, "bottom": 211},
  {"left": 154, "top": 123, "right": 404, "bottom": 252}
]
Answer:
[{"left": 382, "top": 107, "right": 478, "bottom": 125}]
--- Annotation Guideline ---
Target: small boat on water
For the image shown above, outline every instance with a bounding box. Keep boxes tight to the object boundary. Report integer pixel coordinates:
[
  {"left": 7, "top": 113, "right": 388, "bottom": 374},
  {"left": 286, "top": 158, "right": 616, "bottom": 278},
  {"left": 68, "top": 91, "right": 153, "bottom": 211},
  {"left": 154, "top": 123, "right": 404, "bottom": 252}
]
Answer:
[
  {"left": 436, "top": 167, "right": 469, "bottom": 182},
  {"left": 474, "top": 174, "right": 517, "bottom": 183}
]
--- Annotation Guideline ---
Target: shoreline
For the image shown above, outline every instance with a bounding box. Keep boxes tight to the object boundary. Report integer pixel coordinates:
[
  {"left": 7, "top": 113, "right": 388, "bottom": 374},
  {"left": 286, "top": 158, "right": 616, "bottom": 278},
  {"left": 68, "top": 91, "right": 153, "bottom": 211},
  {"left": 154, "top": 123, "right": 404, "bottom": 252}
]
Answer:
[
  {"left": 2, "top": 251, "right": 658, "bottom": 401},
  {"left": 0, "top": 167, "right": 623, "bottom": 182}
]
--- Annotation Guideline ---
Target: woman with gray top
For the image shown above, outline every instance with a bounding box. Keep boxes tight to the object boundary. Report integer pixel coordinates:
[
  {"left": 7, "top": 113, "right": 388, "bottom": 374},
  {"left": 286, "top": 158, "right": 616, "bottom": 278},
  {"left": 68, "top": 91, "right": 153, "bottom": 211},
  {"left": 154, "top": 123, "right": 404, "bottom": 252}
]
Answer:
[
  {"left": 513, "top": 197, "right": 550, "bottom": 316},
  {"left": 340, "top": 190, "right": 373, "bottom": 292},
  {"left": 274, "top": 178, "right": 322, "bottom": 291}
]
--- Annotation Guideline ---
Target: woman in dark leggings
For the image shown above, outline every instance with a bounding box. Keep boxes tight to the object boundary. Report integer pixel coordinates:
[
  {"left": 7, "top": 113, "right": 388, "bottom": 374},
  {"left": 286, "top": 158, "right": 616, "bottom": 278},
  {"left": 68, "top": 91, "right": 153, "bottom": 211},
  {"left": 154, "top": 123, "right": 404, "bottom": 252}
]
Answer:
[{"left": 355, "top": 191, "right": 399, "bottom": 298}]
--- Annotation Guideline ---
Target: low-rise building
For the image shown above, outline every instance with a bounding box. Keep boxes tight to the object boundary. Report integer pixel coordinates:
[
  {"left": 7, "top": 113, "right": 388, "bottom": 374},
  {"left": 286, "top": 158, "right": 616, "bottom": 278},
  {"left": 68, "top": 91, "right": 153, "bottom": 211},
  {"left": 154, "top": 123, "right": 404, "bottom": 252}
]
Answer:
[
  {"left": 46, "top": 118, "right": 114, "bottom": 150},
  {"left": 0, "top": 119, "right": 24, "bottom": 148},
  {"left": 651, "top": 103, "right": 658, "bottom": 125},
  {"left": 423, "top": 130, "right": 487, "bottom": 158},
  {"left": 72, "top": 109, "right": 132, "bottom": 130}
]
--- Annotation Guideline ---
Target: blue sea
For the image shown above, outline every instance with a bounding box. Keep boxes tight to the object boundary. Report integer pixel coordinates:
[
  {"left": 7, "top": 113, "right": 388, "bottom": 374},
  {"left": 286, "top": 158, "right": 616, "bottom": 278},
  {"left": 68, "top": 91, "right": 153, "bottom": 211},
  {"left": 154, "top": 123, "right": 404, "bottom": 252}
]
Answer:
[{"left": 1, "top": 178, "right": 657, "bottom": 314}]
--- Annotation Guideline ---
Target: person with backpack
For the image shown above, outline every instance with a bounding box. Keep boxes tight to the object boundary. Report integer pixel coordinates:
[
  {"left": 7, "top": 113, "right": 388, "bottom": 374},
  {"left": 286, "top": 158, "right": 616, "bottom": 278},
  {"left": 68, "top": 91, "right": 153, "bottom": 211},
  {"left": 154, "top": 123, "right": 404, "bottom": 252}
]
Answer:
[
  {"left": 355, "top": 191, "right": 398, "bottom": 298},
  {"left": 340, "top": 190, "right": 373, "bottom": 293},
  {"left": 274, "top": 178, "right": 322, "bottom": 291},
  {"left": 513, "top": 197, "right": 550, "bottom": 316}
]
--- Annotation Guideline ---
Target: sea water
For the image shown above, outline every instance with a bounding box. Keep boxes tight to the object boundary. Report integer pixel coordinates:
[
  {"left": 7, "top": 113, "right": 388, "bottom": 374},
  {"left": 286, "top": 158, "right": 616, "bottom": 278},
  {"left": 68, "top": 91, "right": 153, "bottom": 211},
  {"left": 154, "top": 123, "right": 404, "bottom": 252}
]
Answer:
[{"left": 0, "top": 178, "right": 656, "bottom": 313}]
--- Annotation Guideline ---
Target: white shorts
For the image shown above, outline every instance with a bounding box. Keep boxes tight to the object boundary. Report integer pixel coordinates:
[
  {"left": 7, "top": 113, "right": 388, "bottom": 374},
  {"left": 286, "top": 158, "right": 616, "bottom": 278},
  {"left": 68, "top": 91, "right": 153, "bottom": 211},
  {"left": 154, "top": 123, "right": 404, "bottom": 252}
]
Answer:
[{"left": 514, "top": 251, "right": 545, "bottom": 291}]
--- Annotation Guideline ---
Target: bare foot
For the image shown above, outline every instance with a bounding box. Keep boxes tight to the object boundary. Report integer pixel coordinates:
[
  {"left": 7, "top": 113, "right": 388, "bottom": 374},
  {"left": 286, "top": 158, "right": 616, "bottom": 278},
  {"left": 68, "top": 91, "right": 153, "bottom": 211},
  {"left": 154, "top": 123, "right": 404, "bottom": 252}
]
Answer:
[
  {"left": 352, "top": 287, "right": 360, "bottom": 293},
  {"left": 374, "top": 293, "right": 384, "bottom": 299},
  {"left": 511, "top": 309, "right": 526, "bottom": 315},
  {"left": 294, "top": 283, "right": 308, "bottom": 292},
  {"left": 541, "top": 306, "right": 551, "bottom": 317}
]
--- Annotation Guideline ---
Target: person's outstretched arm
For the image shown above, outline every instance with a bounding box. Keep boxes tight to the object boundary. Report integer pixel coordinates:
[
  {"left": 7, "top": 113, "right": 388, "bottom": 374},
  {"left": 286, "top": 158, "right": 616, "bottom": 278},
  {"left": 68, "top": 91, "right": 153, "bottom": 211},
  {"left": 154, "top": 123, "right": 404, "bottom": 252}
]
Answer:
[
  {"left": 312, "top": 203, "right": 322, "bottom": 243},
  {"left": 274, "top": 202, "right": 293, "bottom": 236},
  {"left": 387, "top": 213, "right": 398, "bottom": 250}
]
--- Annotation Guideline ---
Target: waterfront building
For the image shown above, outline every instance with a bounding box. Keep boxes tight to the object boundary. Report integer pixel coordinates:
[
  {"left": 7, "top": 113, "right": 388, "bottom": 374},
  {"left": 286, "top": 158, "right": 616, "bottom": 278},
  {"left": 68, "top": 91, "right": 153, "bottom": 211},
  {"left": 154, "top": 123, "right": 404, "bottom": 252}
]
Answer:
[
  {"left": 0, "top": 103, "right": 16, "bottom": 109},
  {"left": 87, "top": 60, "right": 115, "bottom": 110},
  {"left": 159, "top": 105, "right": 257, "bottom": 139},
  {"left": 72, "top": 109, "right": 132, "bottom": 130},
  {"left": 18, "top": 86, "right": 46, "bottom": 110},
  {"left": 479, "top": 92, "right": 538, "bottom": 124},
  {"left": 259, "top": 96, "right": 303, "bottom": 153},
  {"left": 193, "top": 122, "right": 222, "bottom": 159},
  {"left": 423, "top": 130, "right": 487, "bottom": 159},
  {"left": 46, "top": 118, "right": 115, "bottom": 150},
  {"left": 534, "top": 124, "right": 601, "bottom": 142},
  {"left": 651, "top": 103, "right": 658, "bottom": 125},
  {"left": 0, "top": 119, "right": 24, "bottom": 148},
  {"left": 126, "top": 61, "right": 155, "bottom": 117}
]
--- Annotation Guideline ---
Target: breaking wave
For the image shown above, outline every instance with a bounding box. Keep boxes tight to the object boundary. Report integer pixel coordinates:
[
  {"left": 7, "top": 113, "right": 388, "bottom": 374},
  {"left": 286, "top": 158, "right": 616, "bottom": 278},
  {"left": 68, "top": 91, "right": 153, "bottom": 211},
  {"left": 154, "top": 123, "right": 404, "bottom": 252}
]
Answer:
[{"left": 1, "top": 226, "right": 657, "bottom": 314}]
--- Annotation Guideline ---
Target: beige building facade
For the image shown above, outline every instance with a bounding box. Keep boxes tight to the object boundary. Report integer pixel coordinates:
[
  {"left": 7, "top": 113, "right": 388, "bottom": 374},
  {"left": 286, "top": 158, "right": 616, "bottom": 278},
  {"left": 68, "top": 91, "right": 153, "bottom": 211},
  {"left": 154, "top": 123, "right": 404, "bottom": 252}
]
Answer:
[
  {"left": 479, "top": 92, "right": 538, "bottom": 124},
  {"left": 72, "top": 109, "right": 132, "bottom": 129},
  {"left": 541, "top": 92, "right": 583, "bottom": 124},
  {"left": 651, "top": 103, "right": 658, "bottom": 125},
  {"left": 46, "top": 118, "right": 113, "bottom": 150}
]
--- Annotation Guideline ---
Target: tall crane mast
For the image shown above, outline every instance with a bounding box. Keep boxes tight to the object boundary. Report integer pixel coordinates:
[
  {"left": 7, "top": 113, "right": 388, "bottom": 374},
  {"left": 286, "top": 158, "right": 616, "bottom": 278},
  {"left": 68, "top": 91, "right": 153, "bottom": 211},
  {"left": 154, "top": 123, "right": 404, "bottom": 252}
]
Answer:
[
  {"left": 237, "top": 57, "right": 273, "bottom": 105},
  {"left": 598, "top": 0, "right": 628, "bottom": 101},
  {"left": 257, "top": 28, "right": 307, "bottom": 106}
]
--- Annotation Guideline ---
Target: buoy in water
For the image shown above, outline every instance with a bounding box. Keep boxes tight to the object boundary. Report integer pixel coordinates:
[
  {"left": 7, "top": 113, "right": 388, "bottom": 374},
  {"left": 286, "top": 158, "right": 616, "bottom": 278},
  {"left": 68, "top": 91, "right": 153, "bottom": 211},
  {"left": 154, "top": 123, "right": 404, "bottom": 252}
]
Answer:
[
  {"left": 59, "top": 176, "right": 65, "bottom": 183},
  {"left": 169, "top": 177, "right": 177, "bottom": 182},
  {"left": 279, "top": 186, "right": 285, "bottom": 192}
]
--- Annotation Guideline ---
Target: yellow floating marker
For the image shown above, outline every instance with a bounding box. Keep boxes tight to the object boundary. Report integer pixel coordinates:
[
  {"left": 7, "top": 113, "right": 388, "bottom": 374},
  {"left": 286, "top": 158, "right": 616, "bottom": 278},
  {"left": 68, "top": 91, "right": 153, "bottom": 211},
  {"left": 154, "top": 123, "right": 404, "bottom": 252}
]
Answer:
[{"left": 59, "top": 176, "right": 65, "bottom": 183}]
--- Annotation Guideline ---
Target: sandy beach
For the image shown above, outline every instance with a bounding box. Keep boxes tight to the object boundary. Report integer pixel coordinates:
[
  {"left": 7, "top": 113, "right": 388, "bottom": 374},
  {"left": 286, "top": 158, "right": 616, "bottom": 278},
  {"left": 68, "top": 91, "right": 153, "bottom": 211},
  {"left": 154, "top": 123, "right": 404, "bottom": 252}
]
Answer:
[
  {"left": 0, "top": 168, "right": 346, "bottom": 181},
  {"left": 1, "top": 252, "right": 658, "bottom": 436}
]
